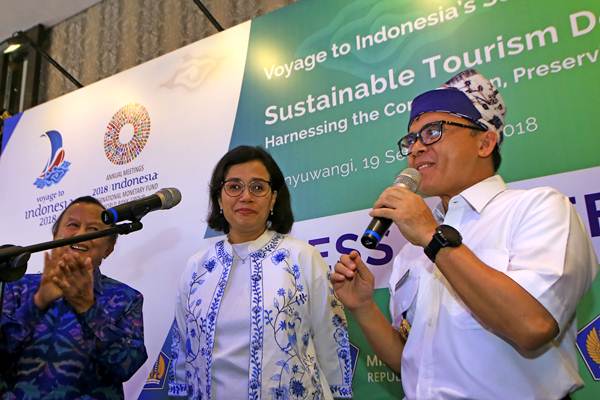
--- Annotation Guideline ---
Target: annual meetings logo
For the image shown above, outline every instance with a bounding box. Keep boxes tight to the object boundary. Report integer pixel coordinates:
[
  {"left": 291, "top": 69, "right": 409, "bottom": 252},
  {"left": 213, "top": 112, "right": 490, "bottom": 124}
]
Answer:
[
  {"left": 33, "top": 130, "right": 71, "bottom": 189},
  {"left": 104, "top": 103, "right": 151, "bottom": 165}
]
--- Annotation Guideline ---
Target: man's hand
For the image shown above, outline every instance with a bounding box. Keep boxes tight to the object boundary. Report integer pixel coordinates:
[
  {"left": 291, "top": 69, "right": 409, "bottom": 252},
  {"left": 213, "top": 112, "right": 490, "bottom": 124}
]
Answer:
[
  {"left": 52, "top": 252, "right": 95, "bottom": 314},
  {"left": 370, "top": 186, "right": 438, "bottom": 247},
  {"left": 34, "top": 250, "right": 65, "bottom": 310},
  {"left": 330, "top": 251, "right": 375, "bottom": 313}
]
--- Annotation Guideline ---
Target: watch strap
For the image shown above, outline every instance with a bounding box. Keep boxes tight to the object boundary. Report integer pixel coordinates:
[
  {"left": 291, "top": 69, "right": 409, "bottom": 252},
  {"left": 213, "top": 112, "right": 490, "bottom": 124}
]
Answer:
[{"left": 424, "top": 237, "right": 442, "bottom": 262}]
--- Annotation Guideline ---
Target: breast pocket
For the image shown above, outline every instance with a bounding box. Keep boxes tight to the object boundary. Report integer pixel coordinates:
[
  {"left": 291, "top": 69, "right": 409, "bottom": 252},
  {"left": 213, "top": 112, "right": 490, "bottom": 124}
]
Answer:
[
  {"left": 389, "top": 262, "right": 420, "bottom": 329},
  {"left": 447, "top": 248, "right": 510, "bottom": 329}
]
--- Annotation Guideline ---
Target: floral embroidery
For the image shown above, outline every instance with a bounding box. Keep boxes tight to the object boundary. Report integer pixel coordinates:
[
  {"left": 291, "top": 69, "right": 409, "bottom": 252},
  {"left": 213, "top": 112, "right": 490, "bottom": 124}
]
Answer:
[
  {"left": 249, "top": 253, "right": 264, "bottom": 399},
  {"left": 271, "top": 249, "right": 290, "bottom": 265},
  {"left": 201, "top": 240, "right": 234, "bottom": 399},
  {"left": 265, "top": 250, "right": 325, "bottom": 400},
  {"left": 181, "top": 261, "right": 212, "bottom": 397},
  {"left": 331, "top": 312, "right": 353, "bottom": 398},
  {"left": 203, "top": 257, "right": 217, "bottom": 272},
  {"left": 248, "top": 233, "right": 285, "bottom": 399}
]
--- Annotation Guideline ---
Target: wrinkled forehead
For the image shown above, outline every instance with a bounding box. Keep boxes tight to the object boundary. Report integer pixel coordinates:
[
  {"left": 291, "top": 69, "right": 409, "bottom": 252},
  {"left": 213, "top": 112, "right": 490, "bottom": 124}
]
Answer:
[{"left": 61, "top": 202, "right": 104, "bottom": 223}]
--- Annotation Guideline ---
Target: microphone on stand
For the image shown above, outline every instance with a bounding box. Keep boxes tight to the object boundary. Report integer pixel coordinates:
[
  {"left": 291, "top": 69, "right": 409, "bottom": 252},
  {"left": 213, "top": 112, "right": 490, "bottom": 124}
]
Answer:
[
  {"left": 101, "top": 188, "right": 182, "bottom": 224},
  {"left": 361, "top": 168, "right": 421, "bottom": 249}
]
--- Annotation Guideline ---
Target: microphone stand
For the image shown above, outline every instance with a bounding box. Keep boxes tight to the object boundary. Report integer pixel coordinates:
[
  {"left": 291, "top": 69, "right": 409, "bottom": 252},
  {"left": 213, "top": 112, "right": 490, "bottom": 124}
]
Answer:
[{"left": 0, "top": 220, "right": 143, "bottom": 316}]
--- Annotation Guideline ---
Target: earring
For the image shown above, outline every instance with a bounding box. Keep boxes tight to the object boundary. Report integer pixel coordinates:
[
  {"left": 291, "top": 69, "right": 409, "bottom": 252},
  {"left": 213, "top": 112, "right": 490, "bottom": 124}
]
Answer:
[
  {"left": 270, "top": 209, "right": 274, "bottom": 216},
  {"left": 220, "top": 208, "right": 223, "bottom": 214}
]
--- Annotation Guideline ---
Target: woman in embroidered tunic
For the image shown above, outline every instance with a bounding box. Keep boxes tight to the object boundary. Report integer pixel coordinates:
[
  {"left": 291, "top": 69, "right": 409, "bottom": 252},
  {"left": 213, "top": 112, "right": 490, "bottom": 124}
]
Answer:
[{"left": 168, "top": 146, "right": 352, "bottom": 400}]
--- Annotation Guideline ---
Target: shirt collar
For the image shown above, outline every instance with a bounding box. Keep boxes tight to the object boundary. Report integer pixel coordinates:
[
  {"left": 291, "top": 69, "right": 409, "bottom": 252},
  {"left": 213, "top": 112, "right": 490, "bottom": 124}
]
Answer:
[
  {"left": 433, "top": 175, "right": 506, "bottom": 219},
  {"left": 227, "top": 229, "right": 276, "bottom": 254},
  {"left": 248, "top": 229, "right": 276, "bottom": 252}
]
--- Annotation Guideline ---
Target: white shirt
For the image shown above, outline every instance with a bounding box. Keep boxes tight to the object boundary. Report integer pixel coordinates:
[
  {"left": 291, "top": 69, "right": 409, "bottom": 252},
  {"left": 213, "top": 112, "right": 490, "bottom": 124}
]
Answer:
[
  {"left": 389, "top": 175, "right": 598, "bottom": 400},
  {"left": 212, "top": 241, "right": 252, "bottom": 399}
]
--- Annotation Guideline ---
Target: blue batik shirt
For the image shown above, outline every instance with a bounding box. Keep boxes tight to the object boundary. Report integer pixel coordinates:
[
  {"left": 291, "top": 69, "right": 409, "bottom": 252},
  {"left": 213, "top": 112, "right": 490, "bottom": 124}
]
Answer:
[{"left": 0, "top": 269, "right": 148, "bottom": 399}]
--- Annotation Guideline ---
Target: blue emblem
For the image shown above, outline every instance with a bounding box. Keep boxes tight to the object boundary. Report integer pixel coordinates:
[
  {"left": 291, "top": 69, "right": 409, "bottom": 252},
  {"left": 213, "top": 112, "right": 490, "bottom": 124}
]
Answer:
[
  {"left": 144, "top": 351, "right": 171, "bottom": 389},
  {"left": 576, "top": 313, "right": 600, "bottom": 380},
  {"left": 33, "top": 130, "right": 71, "bottom": 189}
]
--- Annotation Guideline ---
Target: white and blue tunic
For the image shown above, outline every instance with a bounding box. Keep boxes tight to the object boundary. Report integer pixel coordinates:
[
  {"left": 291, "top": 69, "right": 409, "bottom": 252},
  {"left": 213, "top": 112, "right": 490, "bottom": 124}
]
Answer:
[{"left": 169, "top": 230, "right": 353, "bottom": 400}]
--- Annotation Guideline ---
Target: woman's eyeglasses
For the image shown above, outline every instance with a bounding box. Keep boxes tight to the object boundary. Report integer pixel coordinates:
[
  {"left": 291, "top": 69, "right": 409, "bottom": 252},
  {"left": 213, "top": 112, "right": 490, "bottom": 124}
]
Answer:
[{"left": 222, "top": 179, "right": 272, "bottom": 197}]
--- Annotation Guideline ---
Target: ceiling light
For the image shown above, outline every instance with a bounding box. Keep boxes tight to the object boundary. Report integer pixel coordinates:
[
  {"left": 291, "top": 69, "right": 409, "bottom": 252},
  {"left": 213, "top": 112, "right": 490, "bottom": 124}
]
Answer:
[{"left": 3, "top": 43, "right": 21, "bottom": 54}]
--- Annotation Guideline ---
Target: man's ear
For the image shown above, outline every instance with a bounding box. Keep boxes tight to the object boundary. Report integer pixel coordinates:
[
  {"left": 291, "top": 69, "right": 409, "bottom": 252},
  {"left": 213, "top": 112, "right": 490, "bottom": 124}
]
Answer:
[{"left": 478, "top": 130, "right": 498, "bottom": 157}]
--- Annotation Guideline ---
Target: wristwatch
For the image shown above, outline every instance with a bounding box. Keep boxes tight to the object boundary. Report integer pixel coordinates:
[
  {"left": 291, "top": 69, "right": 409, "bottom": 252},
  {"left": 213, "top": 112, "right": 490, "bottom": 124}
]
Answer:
[{"left": 424, "top": 224, "right": 462, "bottom": 262}]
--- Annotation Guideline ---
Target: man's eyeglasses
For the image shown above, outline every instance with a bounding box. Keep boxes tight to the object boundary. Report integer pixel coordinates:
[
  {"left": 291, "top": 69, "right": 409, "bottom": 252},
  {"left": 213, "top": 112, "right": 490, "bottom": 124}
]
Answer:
[
  {"left": 397, "top": 120, "right": 486, "bottom": 156},
  {"left": 222, "top": 179, "right": 272, "bottom": 197}
]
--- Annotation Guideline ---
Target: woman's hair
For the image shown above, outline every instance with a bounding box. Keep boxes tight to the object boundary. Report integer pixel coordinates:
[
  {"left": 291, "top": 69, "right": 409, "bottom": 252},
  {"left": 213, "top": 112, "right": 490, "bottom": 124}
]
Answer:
[
  {"left": 52, "top": 196, "right": 118, "bottom": 245},
  {"left": 207, "top": 145, "right": 294, "bottom": 234}
]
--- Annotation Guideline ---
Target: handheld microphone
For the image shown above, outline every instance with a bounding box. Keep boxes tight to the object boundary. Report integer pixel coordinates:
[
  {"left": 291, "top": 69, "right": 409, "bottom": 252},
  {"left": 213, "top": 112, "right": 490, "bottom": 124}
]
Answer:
[
  {"left": 101, "top": 188, "right": 182, "bottom": 224},
  {"left": 361, "top": 168, "right": 421, "bottom": 249}
]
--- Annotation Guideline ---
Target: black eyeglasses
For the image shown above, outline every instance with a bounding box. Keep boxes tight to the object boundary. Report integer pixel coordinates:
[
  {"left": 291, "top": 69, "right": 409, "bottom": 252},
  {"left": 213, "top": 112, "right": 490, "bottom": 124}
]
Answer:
[
  {"left": 222, "top": 178, "right": 272, "bottom": 197},
  {"left": 397, "top": 120, "right": 486, "bottom": 156}
]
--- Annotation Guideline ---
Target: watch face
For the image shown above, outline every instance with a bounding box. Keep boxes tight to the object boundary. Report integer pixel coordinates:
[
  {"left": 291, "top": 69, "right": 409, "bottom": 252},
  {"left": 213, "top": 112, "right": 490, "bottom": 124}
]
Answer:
[{"left": 437, "top": 225, "right": 462, "bottom": 246}]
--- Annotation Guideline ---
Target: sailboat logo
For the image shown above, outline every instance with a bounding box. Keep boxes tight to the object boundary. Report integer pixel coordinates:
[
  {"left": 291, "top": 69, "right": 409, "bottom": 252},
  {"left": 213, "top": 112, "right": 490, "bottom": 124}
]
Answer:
[{"left": 33, "top": 130, "right": 71, "bottom": 189}]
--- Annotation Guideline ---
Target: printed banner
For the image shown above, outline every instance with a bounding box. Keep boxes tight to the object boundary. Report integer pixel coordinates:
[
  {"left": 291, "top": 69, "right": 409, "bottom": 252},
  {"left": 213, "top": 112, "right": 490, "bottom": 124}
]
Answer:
[{"left": 1, "top": 1, "right": 599, "bottom": 398}]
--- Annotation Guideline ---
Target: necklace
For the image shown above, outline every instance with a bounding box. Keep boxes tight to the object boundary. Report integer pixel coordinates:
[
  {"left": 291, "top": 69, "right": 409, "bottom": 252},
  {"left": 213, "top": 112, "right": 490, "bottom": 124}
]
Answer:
[{"left": 231, "top": 245, "right": 250, "bottom": 264}]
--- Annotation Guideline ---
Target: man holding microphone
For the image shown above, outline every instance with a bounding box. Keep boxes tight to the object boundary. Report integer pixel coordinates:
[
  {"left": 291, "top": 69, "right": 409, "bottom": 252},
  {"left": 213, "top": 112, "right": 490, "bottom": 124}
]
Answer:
[{"left": 331, "top": 69, "right": 598, "bottom": 399}]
